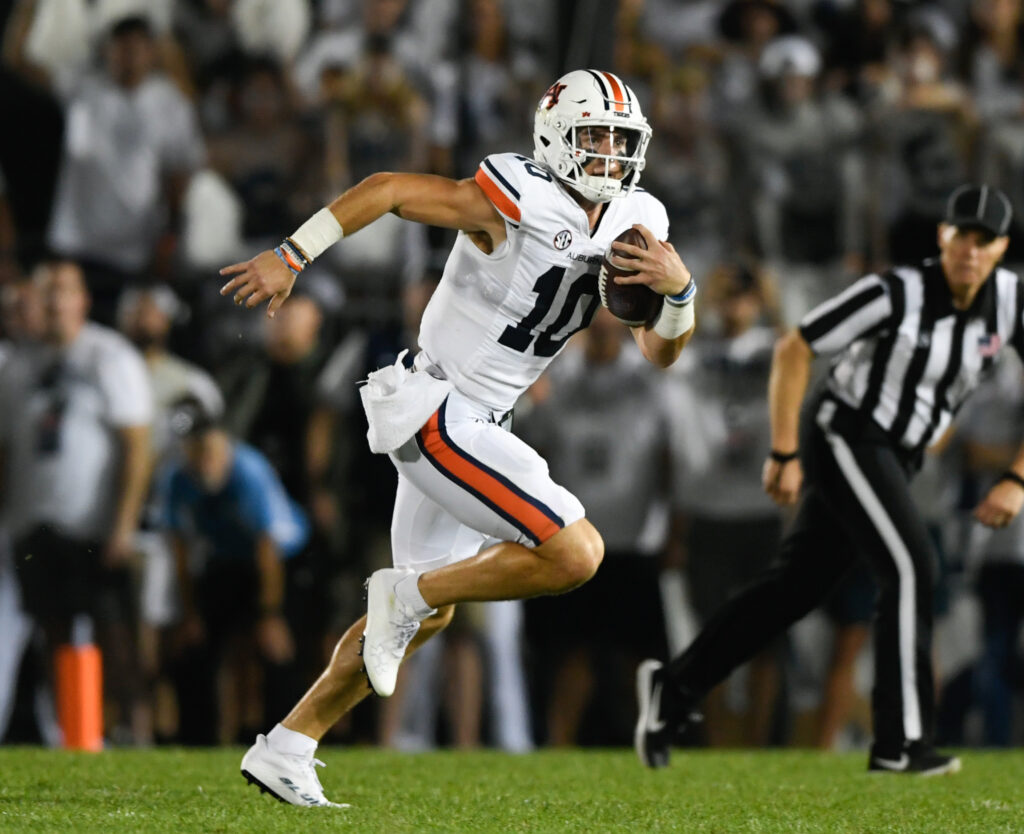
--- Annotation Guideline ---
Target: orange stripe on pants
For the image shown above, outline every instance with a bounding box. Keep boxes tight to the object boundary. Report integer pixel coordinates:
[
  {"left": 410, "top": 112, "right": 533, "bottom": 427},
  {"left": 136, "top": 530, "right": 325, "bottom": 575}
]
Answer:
[{"left": 420, "top": 410, "right": 560, "bottom": 543}]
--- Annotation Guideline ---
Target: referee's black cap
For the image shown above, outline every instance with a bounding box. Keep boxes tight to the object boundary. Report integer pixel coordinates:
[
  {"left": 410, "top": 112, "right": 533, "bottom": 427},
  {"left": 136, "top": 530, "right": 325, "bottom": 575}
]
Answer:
[{"left": 945, "top": 184, "right": 1013, "bottom": 238}]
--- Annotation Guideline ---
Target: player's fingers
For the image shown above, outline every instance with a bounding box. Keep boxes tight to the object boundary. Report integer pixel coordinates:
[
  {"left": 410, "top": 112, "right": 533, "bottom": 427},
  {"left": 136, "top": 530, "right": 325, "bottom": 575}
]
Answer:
[
  {"left": 233, "top": 283, "right": 256, "bottom": 305},
  {"left": 219, "top": 261, "right": 252, "bottom": 276},
  {"left": 631, "top": 223, "right": 657, "bottom": 247},
  {"left": 220, "top": 273, "right": 248, "bottom": 295},
  {"left": 611, "top": 242, "right": 647, "bottom": 258},
  {"left": 267, "top": 291, "right": 288, "bottom": 318},
  {"left": 245, "top": 287, "right": 271, "bottom": 309}
]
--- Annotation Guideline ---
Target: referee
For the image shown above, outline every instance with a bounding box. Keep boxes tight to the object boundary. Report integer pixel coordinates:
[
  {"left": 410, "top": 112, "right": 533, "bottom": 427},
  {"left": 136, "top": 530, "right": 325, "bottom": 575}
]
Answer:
[{"left": 636, "top": 184, "right": 1024, "bottom": 775}]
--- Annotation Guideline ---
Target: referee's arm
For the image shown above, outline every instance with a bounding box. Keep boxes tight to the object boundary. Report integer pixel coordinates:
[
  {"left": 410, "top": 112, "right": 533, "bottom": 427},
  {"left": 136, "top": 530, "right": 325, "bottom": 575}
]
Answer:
[
  {"left": 974, "top": 442, "right": 1024, "bottom": 528},
  {"left": 763, "top": 329, "right": 813, "bottom": 506}
]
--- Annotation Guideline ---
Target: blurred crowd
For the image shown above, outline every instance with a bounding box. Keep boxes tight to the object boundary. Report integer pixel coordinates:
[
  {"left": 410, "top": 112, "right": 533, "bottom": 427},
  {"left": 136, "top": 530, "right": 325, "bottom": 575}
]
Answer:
[{"left": 1, "top": 0, "right": 1024, "bottom": 751}]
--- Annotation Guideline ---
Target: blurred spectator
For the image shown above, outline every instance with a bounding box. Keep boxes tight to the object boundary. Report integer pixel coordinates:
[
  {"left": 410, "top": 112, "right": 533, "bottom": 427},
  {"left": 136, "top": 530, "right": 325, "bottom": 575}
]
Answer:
[
  {"left": 869, "top": 6, "right": 976, "bottom": 265},
  {"left": 959, "top": 353, "right": 1024, "bottom": 746},
  {"left": 217, "top": 292, "right": 354, "bottom": 695},
  {"left": 163, "top": 397, "right": 308, "bottom": 744},
  {"left": 313, "top": 42, "right": 430, "bottom": 322},
  {"left": 0, "top": 171, "right": 18, "bottom": 288},
  {"left": 666, "top": 263, "right": 786, "bottom": 746},
  {"left": 960, "top": 0, "right": 1024, "bottom": 123},
  {"left": 712, "top": 0, "right": 800, "bottom": 129},
  {"left": 0, "top": 276, "right": 46, "bottom": 348},
  {"left": 969, "top": 0, "right": 1024, "bottom": 259},
  {"left": 614, "top": 0, "right": 720, "bottom": 76},
  {"left": 519, "top": 309, "right": 672, "bottom": 746},
  {"left": 817, "top": 0, "right": 899, "bottom": 105},
  {"left": 644, "top": 63, "right": 731, "bottom": 284},
  {"left": 451, "top": 0, "right": 543, "bottom": 176},
  {"left": 732, "top": 35, "right": 865, "bottom": 321},
  {"left": 117, "top": 285, "right": 223, "bottom": 743},
  {"left": 0, "top": 260, "right": 152, "bottom": 744},
  {"left": 0, "top": 275, "right": 45, "bottom": 744},
  {"left": 0, "top": 66, "right": 64, "bottom": 269},
  {"left": 206, "top": 56, "right": 317, "bottom": 244},
  {"left": 296, "top": 0, "right": 455, "bottom": 103},
  {"left": 45, "top": 15, "right": 205, "bottom": 324}
]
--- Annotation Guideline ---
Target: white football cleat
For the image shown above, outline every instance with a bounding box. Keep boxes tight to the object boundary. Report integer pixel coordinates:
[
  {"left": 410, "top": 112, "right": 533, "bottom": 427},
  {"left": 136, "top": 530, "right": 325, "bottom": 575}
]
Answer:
[
  {"left": 241, "top": 734, "right": 348, "bottom": 808},
  {"left": 362, "top": 567, "right": 424, "bottom": 697}
]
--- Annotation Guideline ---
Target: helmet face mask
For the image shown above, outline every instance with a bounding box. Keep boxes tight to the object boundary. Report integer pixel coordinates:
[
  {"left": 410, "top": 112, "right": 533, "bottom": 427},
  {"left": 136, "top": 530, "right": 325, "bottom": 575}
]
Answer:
[{"left": 533, "top": 70, "right": 652, "bottom": 203}]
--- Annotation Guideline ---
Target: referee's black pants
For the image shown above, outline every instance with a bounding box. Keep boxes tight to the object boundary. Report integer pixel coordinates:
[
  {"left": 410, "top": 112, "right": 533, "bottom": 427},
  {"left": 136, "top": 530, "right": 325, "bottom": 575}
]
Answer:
[{"left": 667, "top": 395, "right": 937, "bottom": 752}]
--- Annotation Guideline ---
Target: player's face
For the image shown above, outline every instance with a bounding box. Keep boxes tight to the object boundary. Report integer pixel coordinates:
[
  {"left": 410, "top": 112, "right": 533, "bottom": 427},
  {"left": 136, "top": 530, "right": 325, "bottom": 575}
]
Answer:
[
  {"left": 938, "top": 223, "right": 1010, "bottom": 300},
  {"left": 578, "top": 126, "right": 631, "bottom": 178}
]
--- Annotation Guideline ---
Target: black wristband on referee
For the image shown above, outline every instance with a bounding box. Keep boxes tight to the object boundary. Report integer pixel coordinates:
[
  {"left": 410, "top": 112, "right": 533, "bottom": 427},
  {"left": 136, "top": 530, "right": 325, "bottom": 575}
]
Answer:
[
  {"left": 999, "top": 470, "right": 1024, "bottom": 490},
  {"left": 770, "top": 449, "right": 798, "bottom": 464}
]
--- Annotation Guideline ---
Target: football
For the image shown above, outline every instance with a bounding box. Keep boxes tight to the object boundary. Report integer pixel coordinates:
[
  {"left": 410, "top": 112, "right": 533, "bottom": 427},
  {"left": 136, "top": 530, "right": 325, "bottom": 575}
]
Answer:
[{"left": 598, "top": 227, "right": 662, "bottom": 327}]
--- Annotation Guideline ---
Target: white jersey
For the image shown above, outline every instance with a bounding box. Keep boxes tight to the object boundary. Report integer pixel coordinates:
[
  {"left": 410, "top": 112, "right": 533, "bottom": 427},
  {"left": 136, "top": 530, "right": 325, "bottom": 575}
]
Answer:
[{"left": 418, "top": 152, "right": 670, "bottom": 412}]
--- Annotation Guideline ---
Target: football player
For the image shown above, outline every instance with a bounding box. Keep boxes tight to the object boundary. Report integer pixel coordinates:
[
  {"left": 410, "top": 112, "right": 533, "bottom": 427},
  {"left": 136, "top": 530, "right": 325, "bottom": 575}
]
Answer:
[{"left": 221, "top": 69, "right": 695, "bottom": 807}]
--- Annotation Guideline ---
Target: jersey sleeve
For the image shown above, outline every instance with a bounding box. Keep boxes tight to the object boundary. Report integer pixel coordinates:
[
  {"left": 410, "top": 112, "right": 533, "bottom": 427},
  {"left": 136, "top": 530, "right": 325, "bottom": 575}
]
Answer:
[
  {"left": 474, "top": 154, "right": 526, "bottom": 228},
  {"left": 799, "top": 274, "right": 893, "bottom": 355}
]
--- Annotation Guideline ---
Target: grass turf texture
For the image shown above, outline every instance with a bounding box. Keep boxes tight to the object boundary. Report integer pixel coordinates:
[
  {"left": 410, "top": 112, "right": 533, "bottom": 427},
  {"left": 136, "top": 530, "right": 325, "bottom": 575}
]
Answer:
[{"left": 1, "top": 748, "right": 1023, "bottom": 833}]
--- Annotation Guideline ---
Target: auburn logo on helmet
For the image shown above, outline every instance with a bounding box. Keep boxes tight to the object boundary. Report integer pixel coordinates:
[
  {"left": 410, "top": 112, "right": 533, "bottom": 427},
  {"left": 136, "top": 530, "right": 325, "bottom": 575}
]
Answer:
[{"left": 541, "top": 82, "right": 567, "bottom": 110}]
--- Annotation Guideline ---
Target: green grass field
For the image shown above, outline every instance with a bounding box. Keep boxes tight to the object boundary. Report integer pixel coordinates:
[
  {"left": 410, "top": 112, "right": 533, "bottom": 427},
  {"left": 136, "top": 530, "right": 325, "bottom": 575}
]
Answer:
[{"left": 1, "top": 747, "right": 1023, "bottom": 833}]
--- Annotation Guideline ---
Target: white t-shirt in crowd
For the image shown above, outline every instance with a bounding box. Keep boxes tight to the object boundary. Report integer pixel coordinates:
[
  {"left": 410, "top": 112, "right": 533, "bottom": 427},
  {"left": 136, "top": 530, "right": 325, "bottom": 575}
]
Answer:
[
  {"left": 47, "top": 73, "right": 205, "bottom": 272},
  {"left": 0, "top": 323, "right": 153, "bottom": 541}
]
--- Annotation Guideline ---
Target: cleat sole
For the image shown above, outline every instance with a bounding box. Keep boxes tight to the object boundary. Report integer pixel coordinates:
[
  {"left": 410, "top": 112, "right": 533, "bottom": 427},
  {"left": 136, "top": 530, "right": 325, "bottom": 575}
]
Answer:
[{"left": 242, "top": 769, "right": 288, "bottom": 804}]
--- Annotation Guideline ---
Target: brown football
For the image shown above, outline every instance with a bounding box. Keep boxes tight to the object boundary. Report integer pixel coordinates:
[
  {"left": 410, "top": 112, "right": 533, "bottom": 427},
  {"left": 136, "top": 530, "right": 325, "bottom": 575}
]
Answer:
[{"left": 598, "top": 227, "right": 662, "bottom": 327}]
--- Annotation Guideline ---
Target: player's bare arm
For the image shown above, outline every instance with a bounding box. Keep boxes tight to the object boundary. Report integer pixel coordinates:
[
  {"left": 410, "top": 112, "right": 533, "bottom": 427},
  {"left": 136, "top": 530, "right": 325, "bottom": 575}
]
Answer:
[
  {"left": 974, "top": 443, "right": 1024, "bottom": 528},
  {"left": 763, "top": 328, "right": 812, "bottom": 505},
  {"left": 605, "top": 224, "right": 694, "bottom": 367},
  {"left": 219, "top": 173, "right": 505, "bottom": 316}
]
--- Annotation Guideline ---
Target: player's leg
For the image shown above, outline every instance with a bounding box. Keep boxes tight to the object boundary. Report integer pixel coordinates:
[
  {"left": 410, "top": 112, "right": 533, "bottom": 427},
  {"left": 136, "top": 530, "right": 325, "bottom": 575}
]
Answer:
[
  {"left": 361, "top": 396, "right": 600, "bottom": 696},
  {"left": 388, "top": 393, "right": 601, "bottom": 606},
  {"left": 276, "top": 605, "right": 454, "bottom": 743},
  {"left": 241, "top": 472, "right": 483, "bottom": 806}
]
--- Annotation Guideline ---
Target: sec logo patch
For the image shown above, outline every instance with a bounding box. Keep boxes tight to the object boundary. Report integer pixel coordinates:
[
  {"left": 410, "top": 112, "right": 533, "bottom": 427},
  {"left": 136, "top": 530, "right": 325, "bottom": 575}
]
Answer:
[{"left": 553, "top": 230, "right": 573, "bottom": 250}]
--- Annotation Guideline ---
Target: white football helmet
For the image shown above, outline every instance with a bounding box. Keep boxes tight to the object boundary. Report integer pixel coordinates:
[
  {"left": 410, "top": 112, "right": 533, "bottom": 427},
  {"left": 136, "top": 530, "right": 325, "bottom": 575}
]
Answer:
[{"left": 533, "top": 69, "right": 652, "bottom": 203}]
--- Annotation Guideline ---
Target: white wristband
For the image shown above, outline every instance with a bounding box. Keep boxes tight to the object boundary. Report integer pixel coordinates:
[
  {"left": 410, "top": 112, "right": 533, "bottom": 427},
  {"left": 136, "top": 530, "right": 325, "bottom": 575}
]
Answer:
[
  {"left": 654, "top": 296, "right": 695, "bottom": 340},
  {"left": 290, "top": 208, "right": 344, "bottom": 261}
]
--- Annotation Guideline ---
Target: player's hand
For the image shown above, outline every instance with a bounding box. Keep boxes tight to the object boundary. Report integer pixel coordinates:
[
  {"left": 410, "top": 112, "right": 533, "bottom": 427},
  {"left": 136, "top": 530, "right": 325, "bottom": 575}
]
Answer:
[
  {"left": 607, "top": 224, "right": 691, "bottom": 297},
  {"left": 763, "top": 457, "right": 803, "bottom": 506},
  {"left": 219, "top": 250, "right": 297, "bottom": 318},
  {"left": 257, "top": 614, "right": 295, "bottom": 664},
  {"left": 973, "top": 479, "right": 1024, "bottom": 528}
]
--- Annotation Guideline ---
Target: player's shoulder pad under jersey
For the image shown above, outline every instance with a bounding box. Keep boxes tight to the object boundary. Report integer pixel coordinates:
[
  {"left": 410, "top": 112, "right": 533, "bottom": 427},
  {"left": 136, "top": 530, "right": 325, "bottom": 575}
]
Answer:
[
  {"left": 622, "top": 187, "right": 670, "bottom": 241},
  {"left": 475, "top": 152, "right": 562, "bottom": 229}
]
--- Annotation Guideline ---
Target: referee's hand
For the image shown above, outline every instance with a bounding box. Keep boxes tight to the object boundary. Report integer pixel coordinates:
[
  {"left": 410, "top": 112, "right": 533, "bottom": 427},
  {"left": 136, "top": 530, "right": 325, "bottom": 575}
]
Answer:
[
  {"left": 974, "top": 479, "right": 1024, "bottom": 528},
  {"left": 763, "top": 457, "right": 803, "bottom": 506}
]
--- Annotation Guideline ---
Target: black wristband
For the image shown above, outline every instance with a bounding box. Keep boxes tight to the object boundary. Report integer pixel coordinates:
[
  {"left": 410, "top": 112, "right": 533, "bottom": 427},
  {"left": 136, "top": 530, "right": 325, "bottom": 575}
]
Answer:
[
  {"left": 999, "top": 470, "right": 1024, "bottom": 490},
  {"left": 770, "top": 449, "right": 798, "bottom": 464}
]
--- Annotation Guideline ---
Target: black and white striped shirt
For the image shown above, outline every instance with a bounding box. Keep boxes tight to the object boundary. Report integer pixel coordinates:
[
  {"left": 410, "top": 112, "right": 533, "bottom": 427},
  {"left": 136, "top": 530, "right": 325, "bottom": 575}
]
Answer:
[{"left": 799, "top": 258, "right": 1024, "bottom": 456}]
